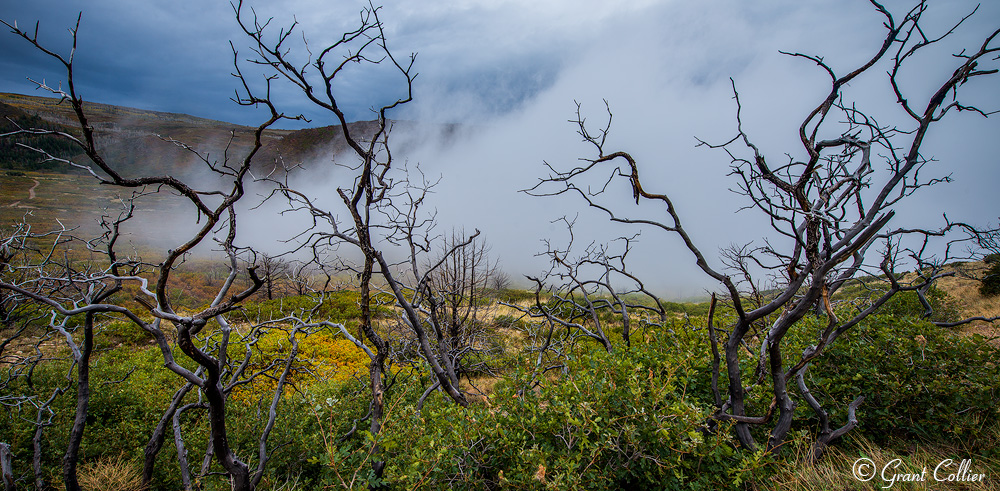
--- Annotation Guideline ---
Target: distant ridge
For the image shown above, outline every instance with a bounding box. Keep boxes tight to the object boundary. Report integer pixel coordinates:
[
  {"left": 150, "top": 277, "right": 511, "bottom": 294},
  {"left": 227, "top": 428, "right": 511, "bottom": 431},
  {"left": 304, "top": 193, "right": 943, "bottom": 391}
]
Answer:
[
  {"left": 0, "top": 92, "right": 462, "bottom": 176},
  {"left": 0, "top": 92, "right": 265, "bottom": 130}
]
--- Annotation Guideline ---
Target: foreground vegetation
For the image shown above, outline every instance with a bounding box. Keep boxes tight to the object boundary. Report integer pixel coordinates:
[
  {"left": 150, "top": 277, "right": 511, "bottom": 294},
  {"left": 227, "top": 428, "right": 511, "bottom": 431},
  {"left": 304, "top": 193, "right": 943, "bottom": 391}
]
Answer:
[{"left": 3, "top": 283, "right": 998, "bottom": 489}]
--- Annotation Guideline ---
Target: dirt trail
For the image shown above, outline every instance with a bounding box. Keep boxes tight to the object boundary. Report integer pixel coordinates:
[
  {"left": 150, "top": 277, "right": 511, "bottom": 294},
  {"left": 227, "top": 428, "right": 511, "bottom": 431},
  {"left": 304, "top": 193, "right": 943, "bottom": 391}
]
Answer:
[
  {"left": 27, "top": 178, "right": 39, "bottom": 199},
  {"left": 4, "top": 178, "right": 40, "bottom": 208}
]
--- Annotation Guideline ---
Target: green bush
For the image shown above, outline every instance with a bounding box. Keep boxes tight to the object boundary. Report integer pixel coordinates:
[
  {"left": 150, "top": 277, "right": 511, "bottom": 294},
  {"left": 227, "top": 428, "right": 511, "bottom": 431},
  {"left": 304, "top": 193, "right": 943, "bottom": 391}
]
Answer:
[
  {"left": 242, "top": 290, "right": 392, "bottom": 322},
  {"left": 302, "top": 331, "right": 775, "bottom": 490},
  {"left": 797, "top": 314, "right": 1000, "bottom": 451},
  {"left": 0, "top": 108, "right": 81, "bottom": 171},
  {"left": 0, "top": 338, "right": 336, "bottom": 490},
  {"left": 873, "top": 286, "right": 960, "bottom": 323},
  {"left": 489, "top": 287, "right": 536, "bottom": 304},
  {"left": 979, "top": 255, "right": 1000, "bottom": 296},
  {"left": 0, "top": 346, "right": 192, "bottom": 489},
  {"left": 98, "top": 320, "right": 152, "bottom": 348}
]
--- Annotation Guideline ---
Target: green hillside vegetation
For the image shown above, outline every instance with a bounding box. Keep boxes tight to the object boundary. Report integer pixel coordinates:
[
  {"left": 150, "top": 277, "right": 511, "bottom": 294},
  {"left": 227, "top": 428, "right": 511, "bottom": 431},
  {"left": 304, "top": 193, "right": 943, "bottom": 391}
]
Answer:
[
  {"left": 0, "top": 93, "right": 271, "bottom": 133},
  {"left": 1, "top": 93, "right": 436, "bottom": 179},
  {"left": 0, "top": 102, "right": 81, "bottom": 171},
  {"left": 1, "top": 93, "right": 463, "bottom": 181}
]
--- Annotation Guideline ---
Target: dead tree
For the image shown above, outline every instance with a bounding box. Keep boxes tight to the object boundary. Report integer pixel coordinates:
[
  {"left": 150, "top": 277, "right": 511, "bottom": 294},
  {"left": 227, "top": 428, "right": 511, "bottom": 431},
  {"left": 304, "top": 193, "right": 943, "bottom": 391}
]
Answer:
[
  {"left": 257, "top": 253, "right": 291, "bottom": 300},
  {"left": 527, "top": 0, "right": 999, "bottom": 458},
  {"left": 423, "top": 228, "right": 502, "bottom": 381},
  {"left": 287, "top": 260, "right": 316, "bottom": 296},
  {"left": 501, "top": 220, "right": 673, "bottom": 392},
  {"left": 0, "top": 442, "right": 12, "bottom": 491},
  {"left": 0, "top": 12, "right": 330, "bottom": 490},
  {"left": 232, "top": 0, "right": 489, "bottom": 482},
  {"left": 510, "top": 219, "right": 669, "bottom": 343}
]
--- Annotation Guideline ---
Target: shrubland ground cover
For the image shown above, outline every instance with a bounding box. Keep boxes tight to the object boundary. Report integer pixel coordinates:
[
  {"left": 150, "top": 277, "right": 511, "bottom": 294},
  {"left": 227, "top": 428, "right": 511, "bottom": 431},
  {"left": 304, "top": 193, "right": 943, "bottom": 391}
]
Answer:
[{"left": 2, "top": 264, "right": 997, "bottom": 489}]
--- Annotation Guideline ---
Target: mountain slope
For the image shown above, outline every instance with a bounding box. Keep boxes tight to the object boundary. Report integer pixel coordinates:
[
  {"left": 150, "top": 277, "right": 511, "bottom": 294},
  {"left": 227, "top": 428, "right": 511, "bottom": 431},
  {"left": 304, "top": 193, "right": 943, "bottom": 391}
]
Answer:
[
  {"left": 0, "top": 101, "right": 80, "bottom": 171},
  {"left": 1, "top": 92, "right": 291, "bottom": 176},
  {"left": 0, "top": 92, "right": 459, "bottom": 177}
]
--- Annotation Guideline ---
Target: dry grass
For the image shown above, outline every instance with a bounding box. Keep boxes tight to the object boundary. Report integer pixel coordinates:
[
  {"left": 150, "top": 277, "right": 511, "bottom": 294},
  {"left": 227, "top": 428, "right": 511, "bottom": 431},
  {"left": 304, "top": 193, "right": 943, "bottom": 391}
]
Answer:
[
  {"left": 462, "top": 375, "right": 501, "bottom": 405},
  {"left": 475, "top": 300, "right": 533, "bottom": 323},
  {"left": 934, "top": 262, "right": 1000, "bottom": 340},
  {"left": 76, "top": 454, "right": 145, "bottom": 491},
  {"left": 760, "top": 432, "right": 1000, "bottom": 491}
]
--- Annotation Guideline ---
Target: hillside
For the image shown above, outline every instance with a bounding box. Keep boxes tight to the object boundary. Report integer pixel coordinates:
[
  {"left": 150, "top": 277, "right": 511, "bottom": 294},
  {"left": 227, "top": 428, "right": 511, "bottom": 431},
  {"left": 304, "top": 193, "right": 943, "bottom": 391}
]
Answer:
[
  {"left": 0, "top": 101, "right": 80, "bottom": 171},
  {"left": 1, "top": 92, "right": 289, "bottom": 176},
  {"left": 935, "top": 261, "right": 1000, "bottom": 336},
  {"left": 0, "top": 92, "right": 466, "bottom": 259},
  {"left": 0, "top": 92, "right": 459, "bottom": 177},
  {"left": 257, "top": 119, "right": 463, "bottom": 163},
  {"left": 0, "top": 92, "right": 284, "bottom": 135}
]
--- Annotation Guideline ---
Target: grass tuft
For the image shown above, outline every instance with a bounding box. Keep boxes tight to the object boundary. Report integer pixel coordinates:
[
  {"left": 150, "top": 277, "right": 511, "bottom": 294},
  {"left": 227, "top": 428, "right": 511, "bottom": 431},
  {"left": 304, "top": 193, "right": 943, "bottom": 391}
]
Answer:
[{"left": 76, "top": 454, "right": 146, "bottom": 491}]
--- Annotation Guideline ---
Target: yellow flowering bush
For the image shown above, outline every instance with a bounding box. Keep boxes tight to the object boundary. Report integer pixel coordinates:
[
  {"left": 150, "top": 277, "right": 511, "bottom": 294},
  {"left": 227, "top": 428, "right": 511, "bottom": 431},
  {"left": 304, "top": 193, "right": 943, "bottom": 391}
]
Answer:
[{"left": 230, "top": 329, "right": 370, "bottom": 405}]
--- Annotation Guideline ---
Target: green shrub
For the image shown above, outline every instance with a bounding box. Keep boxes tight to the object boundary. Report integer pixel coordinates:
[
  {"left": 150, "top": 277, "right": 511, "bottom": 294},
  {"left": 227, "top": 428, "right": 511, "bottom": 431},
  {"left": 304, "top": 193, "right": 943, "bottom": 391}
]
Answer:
[
  {"left": 492, "top": 314, "right": 529, "bottom": 331},
  {"left": 979, "top": 255, "right": 1000, "bottom": 296},
  {"left": 797, "top": 314, "right": 1000, "bottom": 451},
  {"left": 97, "top": 320, "right": 152, "bottom": 348},
  {"left": 489, "top": 287, "right": 536, "bottom": 304},
  {"left": 5, "top": 288, "right": 993, "bottom": 490},
  {"left": 0, "top": 345, "right": 192, "bottom": 489},
  {"left": 303, "top": 331, "right": 775, "bottom": 490},
  {"left": 873, "top": 287, "right": 960, "bottom": 322}
]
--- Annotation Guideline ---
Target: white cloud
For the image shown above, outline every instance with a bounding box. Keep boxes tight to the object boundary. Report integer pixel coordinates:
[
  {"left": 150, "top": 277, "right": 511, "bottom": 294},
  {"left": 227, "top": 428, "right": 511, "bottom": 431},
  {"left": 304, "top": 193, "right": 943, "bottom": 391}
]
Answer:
[{"left": 390, "top": 0, "right": 1000, "bottom": 295}]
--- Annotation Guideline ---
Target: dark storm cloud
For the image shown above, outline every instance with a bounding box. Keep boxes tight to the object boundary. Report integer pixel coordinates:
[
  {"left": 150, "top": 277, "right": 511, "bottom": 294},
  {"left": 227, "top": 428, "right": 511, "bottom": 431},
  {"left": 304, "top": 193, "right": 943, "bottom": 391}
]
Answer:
[
  {"left": 0, "top": 0, "right": 627, "bottom": 126},
  {"left": 0, "top": 1, "right": 265, "bottom": 123}
]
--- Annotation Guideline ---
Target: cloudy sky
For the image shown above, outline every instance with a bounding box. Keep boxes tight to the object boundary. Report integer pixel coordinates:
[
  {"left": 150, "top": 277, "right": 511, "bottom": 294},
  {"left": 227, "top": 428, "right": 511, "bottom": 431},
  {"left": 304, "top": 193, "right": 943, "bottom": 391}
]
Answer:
[{"left": 2, "top": 0, "right": 998, "bottom": 297}]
